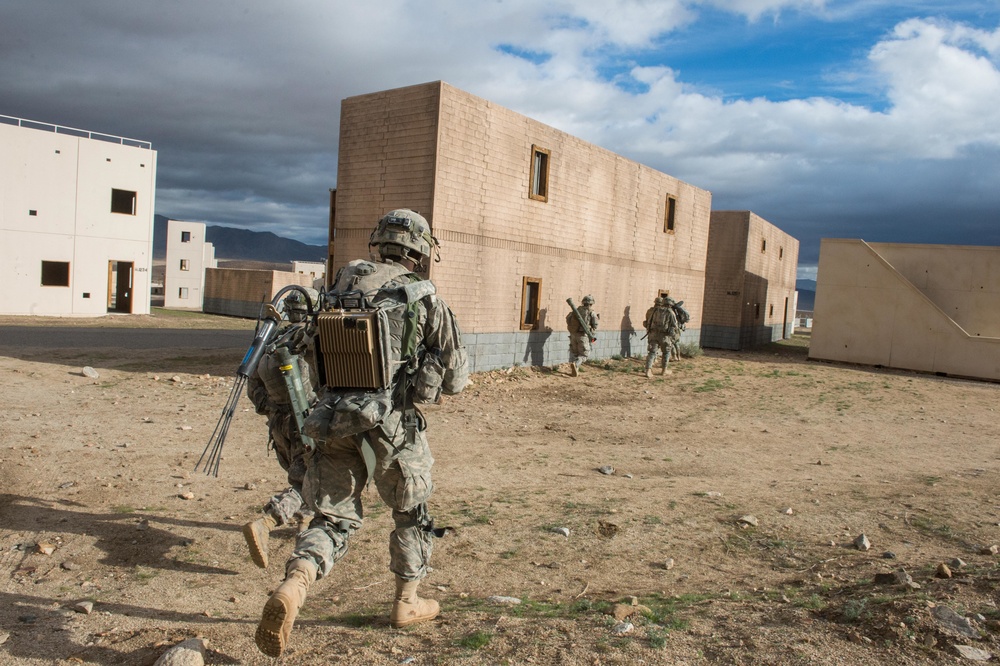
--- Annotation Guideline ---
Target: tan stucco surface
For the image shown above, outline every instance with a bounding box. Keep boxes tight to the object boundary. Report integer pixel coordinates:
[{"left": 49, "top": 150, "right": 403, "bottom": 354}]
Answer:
[{"left": 810, "top": 239, "right": 1000, "bottom": 380}]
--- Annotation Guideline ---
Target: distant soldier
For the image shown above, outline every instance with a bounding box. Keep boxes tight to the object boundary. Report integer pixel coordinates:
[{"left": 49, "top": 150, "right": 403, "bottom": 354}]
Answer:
[
  {"left": 643, "top": 296, "right": 679, "bottom": 378},
  {"left": 242, "top": 289, "right": 318, "bottom": 569},
  {"left": 666, "top": 296, "right": 690, "bottom": 361},
  {"left": 566, "top": 295, "right": 599, "bottom": 376}
]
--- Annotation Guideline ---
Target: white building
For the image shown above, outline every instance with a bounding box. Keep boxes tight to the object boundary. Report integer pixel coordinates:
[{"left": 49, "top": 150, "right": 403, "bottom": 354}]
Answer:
[
  {"left": 291, "top": 260, "right": 325, "bottom": 287},
  {"left": 164, "top": 219, "right": 216, "bottom": 310},
  {"left": 0, "top": 115, "right": 157, "bottom": 316}
]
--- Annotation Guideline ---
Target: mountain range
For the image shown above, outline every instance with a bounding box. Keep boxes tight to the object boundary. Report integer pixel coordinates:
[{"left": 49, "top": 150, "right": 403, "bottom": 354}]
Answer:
[
  {"left": 796, "top": 279, "right": 816, "bottom": 311},
  {"left": 152, "top": 215, "right": 325, "bottom": 262}
]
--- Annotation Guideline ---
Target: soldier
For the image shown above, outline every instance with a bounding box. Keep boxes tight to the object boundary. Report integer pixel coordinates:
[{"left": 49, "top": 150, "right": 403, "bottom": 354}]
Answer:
[
  {"left": 666, "top": 296, "right": 690, "bottom": 361},
  {"left": 566, "top": 295, "right": 598, "bottom": 376},
  {"left": 242, "top": 290, "right": 317, "bottom": 569},
  {"left": 254, "top": 209, "right": 468, "bottom": 658},
  {"left": 643, "top": 296, "right": 679, "bottom": 378}
]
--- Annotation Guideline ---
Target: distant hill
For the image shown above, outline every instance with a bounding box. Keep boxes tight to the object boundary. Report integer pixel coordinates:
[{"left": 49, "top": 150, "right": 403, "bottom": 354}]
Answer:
[
  {"left": 796, "top": 279, "right": 816, "bottom": 311},
  {"left": 153, "top": 214, "right": 325, "bottom": 263}
]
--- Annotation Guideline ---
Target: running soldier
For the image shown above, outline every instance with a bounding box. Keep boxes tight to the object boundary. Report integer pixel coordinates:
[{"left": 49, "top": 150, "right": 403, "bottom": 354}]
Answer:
[
  {"left": 643, "top": 296, "right": 679, "bottom": 378},
  {"left": 566, "top": 295, "right": 599, "bottom": 376},
  {"left": 254, "top": 209, "right": 468, "bottom": 658},
  {"left": 242, "top": 290, "right": 317, "bottom": 569}
]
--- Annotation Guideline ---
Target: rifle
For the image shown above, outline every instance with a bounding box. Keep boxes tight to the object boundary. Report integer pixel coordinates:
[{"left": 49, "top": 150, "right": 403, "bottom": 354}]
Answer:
[
  {"left": 566, "top": 298, "right": 596, "bottom": 343},
  {"left": 195, "top": 285, "right": 316, "bottom": 477}
]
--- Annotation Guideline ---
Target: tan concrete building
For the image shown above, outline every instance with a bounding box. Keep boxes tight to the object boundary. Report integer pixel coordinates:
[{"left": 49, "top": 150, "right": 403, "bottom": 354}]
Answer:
[
  {"left": 0, "top": 115, "right": 156, "bottom": 316},
  {"left": 329, "top": 81, "right": 713, "bottom": 371},
  {"left": 702, "top": 211, "right": 799, "bottom": 349},
  {"left": 810, "top": 239, "right": 1000, "bottom": 380},
  {"left": 164, "top": 219, "right": 216, "bottom": 310},
  {"left": 203, "top": 268, "right": 314, "bottom": 319}
]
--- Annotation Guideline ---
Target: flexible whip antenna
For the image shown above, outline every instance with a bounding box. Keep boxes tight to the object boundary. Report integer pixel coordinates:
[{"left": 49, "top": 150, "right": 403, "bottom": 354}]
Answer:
[{"left": 194, "top": 285, "right": 315, "bottom": 476}]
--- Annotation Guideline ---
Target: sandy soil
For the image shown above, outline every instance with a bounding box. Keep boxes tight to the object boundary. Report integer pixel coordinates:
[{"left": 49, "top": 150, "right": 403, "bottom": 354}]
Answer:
[{"left": 0, "top": 328, "right": 998, "bottom": 665}]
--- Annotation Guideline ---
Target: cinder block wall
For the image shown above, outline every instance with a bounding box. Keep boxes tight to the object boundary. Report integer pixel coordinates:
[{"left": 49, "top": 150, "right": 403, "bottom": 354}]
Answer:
[
  {"left": 332, "top": 84, "right": 440, "bottom": 275},
  {"left": 204, "top": 269, "right": 313, "bottom": 319},
  {"left": 703, "top": 211, "right": 799, "bottom": 349},
  {"left": 334, "top": 81, "right": 712, "bottom": 371}
]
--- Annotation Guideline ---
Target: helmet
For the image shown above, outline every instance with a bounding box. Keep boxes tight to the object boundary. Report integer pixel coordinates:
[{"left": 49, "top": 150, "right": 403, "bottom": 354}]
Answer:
[
  {"left": 654, "top": 297, "right": 664, "bottom": 306},
  {"left": 582, "top": 295, "right": 595, "bottom": 306},
  {"left": 369, "top": 209, "right": 439, "bottom": 266},
  {"left": 283, "top": 288, "right": 316, "bottom": 323},
  {"left": 664, "top": 296, "right": 676, "bottom": 306}
]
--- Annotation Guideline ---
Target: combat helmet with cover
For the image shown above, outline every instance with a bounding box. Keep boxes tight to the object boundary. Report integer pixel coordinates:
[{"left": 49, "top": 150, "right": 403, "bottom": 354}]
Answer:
[
  {"left": 282, "top": 288, "right": 317, "bottom": 323},
  {"left": 581, "top": 295, "right": 595, "bottom": 306},
  {"left": 369, "top": 209, "right": 440, "bottom": 270}
]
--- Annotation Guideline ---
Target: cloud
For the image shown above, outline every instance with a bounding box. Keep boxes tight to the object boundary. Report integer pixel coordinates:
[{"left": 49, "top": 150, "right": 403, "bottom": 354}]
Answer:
[{"left": 2, "top": 1, "right": 998, "bottom": 265}]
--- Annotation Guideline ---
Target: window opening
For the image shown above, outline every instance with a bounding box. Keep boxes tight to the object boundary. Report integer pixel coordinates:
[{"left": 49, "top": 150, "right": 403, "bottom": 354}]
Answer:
[
  {"left": 111, "top": 189, "right": 137, "bottom": 215},
  {"left": 180, "top": 259, "right": 190, "bottom": 271},
  {"left": 761, "top": 239, "right": 767, "bottom": 253},
  {"left": 179, "top": 287, "right": 189, "bottom": 299},
  {"left": 41, "top": 261, "right": 70, "bottom": 287},
  {"left": 181, "top": 231, "right": 191, "bottom": 242},
  {"left": 520, "top": 277, "right": 542, "bottom": 329},
  {"left": 529, "top": 145, "right": 550, "bottom": 202},
  {"left": 664, "top": 196, "right": 676, "bottom": 233}
]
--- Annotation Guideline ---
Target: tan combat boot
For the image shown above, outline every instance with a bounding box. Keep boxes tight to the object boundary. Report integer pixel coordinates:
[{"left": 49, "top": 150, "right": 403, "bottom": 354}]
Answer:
[
  {"left": 242, "top": 514, "right": 278, "bottom": 568},
  {"left": 390, "top": 577, "right": 440, "bottom": 628},
  {"left": 255, "top": 558, "right": 317, "bottom": 657},
  {"left": 569, "top": 363, "right": 578, "bottom": 377},
  {"left": 645, "top": 367, "right": 653, "bottom": 379}
]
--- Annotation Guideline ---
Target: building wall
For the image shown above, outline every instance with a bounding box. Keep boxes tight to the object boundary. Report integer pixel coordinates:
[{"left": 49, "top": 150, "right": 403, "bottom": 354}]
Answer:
[
  {"left": 164, "top": 219, "right": 216, "bottom": 309},
  {"left": 810, "top": 239, "right": 1000, "bottom": 380},
  {"left": 203, "top": 268, "right": 315, "bottom": 319},
  {"left": 334, "top": 81, "right": 712, "bottom": 371},
  {"left": 0, "top": 118, "right": 156, "bottom": 316},
  {"left": 702, "top": 211, "right": 799, "bottom": 349},
  {"left": 331, "top": 84, "right": 440, "bottom": 271}
]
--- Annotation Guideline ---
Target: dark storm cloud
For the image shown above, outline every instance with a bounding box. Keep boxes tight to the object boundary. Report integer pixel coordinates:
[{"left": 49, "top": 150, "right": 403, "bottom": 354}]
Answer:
[{"left": 2, "top": 1, "right": 998, "bottom": 262}]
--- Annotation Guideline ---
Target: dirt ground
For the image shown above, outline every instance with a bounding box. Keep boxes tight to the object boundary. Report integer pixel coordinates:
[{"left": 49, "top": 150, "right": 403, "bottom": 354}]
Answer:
[{"left": 0, "top": 320, "right": 998, "bottom": 665}]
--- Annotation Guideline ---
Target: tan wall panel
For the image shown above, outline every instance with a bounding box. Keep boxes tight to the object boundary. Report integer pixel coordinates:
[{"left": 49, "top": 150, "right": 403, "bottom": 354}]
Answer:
[{"left": 811, "top": 239, "right": 1000, "bottom": 381}]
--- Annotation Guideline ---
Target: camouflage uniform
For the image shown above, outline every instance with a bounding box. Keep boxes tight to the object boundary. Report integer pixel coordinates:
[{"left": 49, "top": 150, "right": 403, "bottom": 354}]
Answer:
[
  {"left": 667, "top": 298, "right": 686, "bottom": 361},
  {"left": 643, "top": 298, "right": 679, "bottom": 375},
  {"left": 294, "top": 259, "right": 468, "bottom": 582},
  {"left": 246, "top": 323, "right": 316, "bottom": 525},
  {"left": 255, "top": 209, "right": 465, "bottom": 658},
  {"left": 566, "top": 297, "right": 599, "bottom": 373}
]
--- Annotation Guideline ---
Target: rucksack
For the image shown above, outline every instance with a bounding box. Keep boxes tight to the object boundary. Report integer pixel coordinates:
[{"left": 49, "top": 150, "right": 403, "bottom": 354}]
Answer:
[
  {"left": 305, "top": 259, "right": 437, "bottom": 440},
  {"left": 651, "top": 306, "right": 672, "bottom": 332},
  {"left": 673, "top": 301, "right": 691, "bottom": 328}
]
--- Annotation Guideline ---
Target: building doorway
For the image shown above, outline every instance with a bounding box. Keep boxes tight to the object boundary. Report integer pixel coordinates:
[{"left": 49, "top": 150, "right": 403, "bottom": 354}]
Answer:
[{"left": 108, "top": 261, "right": 134, "bottom": 313}]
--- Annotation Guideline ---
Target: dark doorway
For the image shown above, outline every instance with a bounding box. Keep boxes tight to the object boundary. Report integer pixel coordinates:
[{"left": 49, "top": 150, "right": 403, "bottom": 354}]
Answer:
[{"left": 107, "top": 261, "right": 134, "bottom": 313}]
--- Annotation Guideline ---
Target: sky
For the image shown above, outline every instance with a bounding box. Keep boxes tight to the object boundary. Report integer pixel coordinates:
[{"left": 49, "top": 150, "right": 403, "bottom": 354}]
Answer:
[{"left": 2, "top": 1, "right": 999, "bottom": 279}]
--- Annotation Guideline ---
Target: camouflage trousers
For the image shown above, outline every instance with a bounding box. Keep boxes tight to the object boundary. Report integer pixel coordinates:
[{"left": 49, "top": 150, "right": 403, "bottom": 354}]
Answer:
[
  {"left": 569, "top": 334, "right": 592, "bottom": 365},
  {"left": 292, "top": 409, "right": 435, "bottom": 582},
  {"left": 645, "top": 335, "right": 671, "bottom": 370},
  {"left": 263, "top": 412, "right": 309, "bottom": 525}
]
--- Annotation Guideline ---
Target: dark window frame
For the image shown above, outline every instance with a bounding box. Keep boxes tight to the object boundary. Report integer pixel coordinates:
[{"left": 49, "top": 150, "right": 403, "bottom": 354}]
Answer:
[
  {"left": 181, "top": 231, "right": 192, "bottom": 242},
  {"left": 529, "top": 145, "right": 550, "bottom": 202},
  {"left": 664, "top": 195, "right": 676, "bottom": 233},
  {"left": 111, "top": 188, "right": 137, "bottom": 215},
  {"left": 520, "top": 276, "right": 542, "bottom": 330},
  {"left": 41, "top": 260, "right": 70, "bottom": 287}
]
